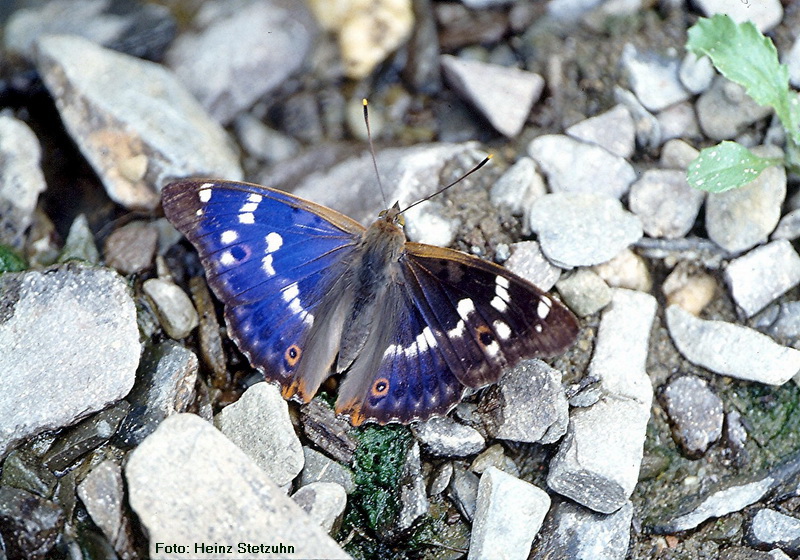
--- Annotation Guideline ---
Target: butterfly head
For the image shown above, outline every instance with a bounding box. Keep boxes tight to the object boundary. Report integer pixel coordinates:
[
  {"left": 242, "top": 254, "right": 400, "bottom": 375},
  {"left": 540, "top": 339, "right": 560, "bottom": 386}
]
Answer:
[{"left": 378, "top": 201, "right": 405, "bottom": 227}]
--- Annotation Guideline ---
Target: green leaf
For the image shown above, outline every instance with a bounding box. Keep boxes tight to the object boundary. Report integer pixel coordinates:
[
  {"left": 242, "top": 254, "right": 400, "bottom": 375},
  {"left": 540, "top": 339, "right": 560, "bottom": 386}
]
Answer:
[
  {"left": 0, "top": 245, "right": 26, "bottom": 273},
  {"left": 687, "top": 15, "right": 800, "bottom": 144},
  {"left": 687, "top": 141, "right": 782, "bottom": 193}
]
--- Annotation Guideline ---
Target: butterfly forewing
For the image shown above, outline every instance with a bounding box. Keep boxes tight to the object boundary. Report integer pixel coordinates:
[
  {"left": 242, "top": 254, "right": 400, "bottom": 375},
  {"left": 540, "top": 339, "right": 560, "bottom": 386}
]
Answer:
[{"left": 162, "top": 180, "right": 364, "bottom": 397}]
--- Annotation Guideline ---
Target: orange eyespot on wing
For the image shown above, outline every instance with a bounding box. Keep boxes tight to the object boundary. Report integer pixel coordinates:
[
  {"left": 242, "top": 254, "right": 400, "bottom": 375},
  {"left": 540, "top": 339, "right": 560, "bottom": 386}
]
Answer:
[
  {"left": 284, "top": 344, "right": 302, "bottom": 368},
  {"left": 371, "top": 378, "right": 390, "bottom": 397}
]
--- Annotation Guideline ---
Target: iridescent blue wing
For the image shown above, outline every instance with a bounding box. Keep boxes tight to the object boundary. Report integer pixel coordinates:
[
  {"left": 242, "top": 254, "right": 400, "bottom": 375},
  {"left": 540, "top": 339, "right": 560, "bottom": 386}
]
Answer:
[
  {"left": 162, "top": 179, "right": 364, "bottom": 400},
  {"left": 335, "top": 282, "right": 465, "bottom": 425},
  {"left": 335, "top": 243, "right": 579, "bottom": 425}
]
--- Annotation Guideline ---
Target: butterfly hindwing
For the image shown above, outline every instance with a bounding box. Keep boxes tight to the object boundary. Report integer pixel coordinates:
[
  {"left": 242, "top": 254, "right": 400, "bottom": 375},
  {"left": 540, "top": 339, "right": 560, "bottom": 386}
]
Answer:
[
  {"left": 334, "top": 282, "right": 465, "bottom": 425},
  {"left": 161, "top": 180, "right": 364, "bottom": 398}
]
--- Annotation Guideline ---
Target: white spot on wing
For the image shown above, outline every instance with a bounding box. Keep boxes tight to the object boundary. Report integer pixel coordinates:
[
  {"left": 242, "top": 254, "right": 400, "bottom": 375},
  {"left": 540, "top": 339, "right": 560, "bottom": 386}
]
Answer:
[
  {"left": 220, "top": 251, "right": 235, "bottom": 266},
  {"left": 448, "top": 319, "right": 466, "bottom": 339},
  {"left": 248, "top": 193, "right": 262, "bottom": 203},
  {"left": 195, "top": 208, "right": 203, "bottom": 217},
  {"left": 496, "top": 276, "right": 510, "bottom": 289},
  {"left": 265, "top": 232, "right": 283, "bottom": 253},
  {"left": 199, "top": 188, "right": 212, "bottom": 202},
  {"left": 221, "top": 230, "right": 238, "bottom": 244},
  {"left": 493, "top": 320, "right": 511, "bottom": 340},
  {"left": 262, "top": 254, "right": 275, "bottom": 275},
  {"left": 491, "top": 296, "right": 508, "bottom": 312},
  {"left": 534, "top": 324, "right": 543, "bottom": 333},
  {"left": 240, "top": 202, "right": 259, "bottom": 213},
  {"left": 282, "top": 282, "right": 304, "bottom": 314},
  {"left": 484, "top": 340, "right": 500, "bottom": 357},
  {"left": 457, "top": 298, "right": 475, "bottom": 319},
  {"left": 537, "top": 298, "right": 551, "bottom": 319},
  {"left": 239, "top": 213, "right": 255, "bottom": 224}
]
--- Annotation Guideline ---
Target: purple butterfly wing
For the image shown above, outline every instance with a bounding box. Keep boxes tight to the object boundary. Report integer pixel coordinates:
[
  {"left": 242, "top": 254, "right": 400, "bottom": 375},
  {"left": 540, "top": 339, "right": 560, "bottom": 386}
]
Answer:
[
  {"left": 162, "top": 179, "right": 364, "bottom": 400},
  {"left": 334, "top": 242, "right": 579, "bottom": 425}
]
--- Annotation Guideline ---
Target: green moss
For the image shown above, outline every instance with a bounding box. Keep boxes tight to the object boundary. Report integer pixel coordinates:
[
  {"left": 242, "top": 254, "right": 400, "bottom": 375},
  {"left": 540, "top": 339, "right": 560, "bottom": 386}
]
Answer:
[
  {"left": 0, "top": 245, "right": 27, "bottom": 272},
  {"left": 351, "top": 424, "right": 412, "bottom": 532}
]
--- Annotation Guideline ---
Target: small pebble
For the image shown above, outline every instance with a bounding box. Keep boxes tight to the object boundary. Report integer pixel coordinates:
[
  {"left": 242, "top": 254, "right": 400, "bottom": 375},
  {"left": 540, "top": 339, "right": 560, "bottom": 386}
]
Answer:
[
  {"left": 104, "top": 221, "right": 158, "bottom": 274},
  {"left": 142, "top": 278, "right": 199, "bottom": 339},
  {"left": 662, "top": 375, "right": 724, "bottom": 457}
]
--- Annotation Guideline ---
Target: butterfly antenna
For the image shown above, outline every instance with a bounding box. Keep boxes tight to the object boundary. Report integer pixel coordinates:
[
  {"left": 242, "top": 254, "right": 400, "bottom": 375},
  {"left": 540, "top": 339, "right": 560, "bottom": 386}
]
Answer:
[
  {"left": 399, "top": 154, "right": 493, "bottom": 214},
  {"left": 363, "top": 99, "right": 389, "bottom": 208}
]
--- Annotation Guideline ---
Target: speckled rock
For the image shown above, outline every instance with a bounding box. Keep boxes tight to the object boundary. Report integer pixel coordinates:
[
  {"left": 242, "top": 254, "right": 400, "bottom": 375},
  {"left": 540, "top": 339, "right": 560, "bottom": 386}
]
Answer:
[
  {"left": 36, "top": 34, "right": 242, "bottom": 210},
  {"left": 662, "top": 375, "right": 724, "bottom": 457},
  {"left": 0, "top": 264, "right": 139, "bottom": 458}
]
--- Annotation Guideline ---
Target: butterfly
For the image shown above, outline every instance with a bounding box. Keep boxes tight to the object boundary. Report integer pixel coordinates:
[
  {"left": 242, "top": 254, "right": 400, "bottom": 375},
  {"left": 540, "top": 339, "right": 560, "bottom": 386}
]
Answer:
[{"left": 161, "top": 173, "right": 579, "bottom": 426}]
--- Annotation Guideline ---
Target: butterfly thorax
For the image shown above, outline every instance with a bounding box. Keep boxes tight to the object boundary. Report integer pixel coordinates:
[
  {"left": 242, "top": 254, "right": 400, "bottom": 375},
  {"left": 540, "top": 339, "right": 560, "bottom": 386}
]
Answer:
[{"left": 336, "top": 208, "right": 406, "bottom": 371}]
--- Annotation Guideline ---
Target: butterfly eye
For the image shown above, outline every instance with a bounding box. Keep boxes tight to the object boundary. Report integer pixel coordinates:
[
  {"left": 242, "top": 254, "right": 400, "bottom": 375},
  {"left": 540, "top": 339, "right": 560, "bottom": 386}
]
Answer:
[
  {"left": 371, "top": 378, "right": 390, "bottom": 397},
  {"left": 284, "top": 345, "right": 302, "bottom": 368},
  {"left": 396, "top": 214, "right": 405, "bottom": 227}
]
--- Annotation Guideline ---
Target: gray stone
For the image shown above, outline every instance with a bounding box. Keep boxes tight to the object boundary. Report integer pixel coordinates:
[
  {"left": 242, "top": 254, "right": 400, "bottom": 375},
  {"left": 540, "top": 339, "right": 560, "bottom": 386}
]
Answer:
[
  {"left": 215, "top": 383, "right": 304, "bottom": 487},
  {"left": 772, "top": 208, "right": 800, "bottom": 241},
  {"left": 665, "top": 304, "right": 800, "bottom": 385},
  {"left": 0, "top": 448, "right": 57, "bottom": 498},
  {"left": 629, "top": 169, "right": 705, "bottom": 239},
  {"left": 234, "top": 113, "right": 300, "bottom": 165},
  {"left": 299, "top": 446, "right": 355, "bottom": 495},
  {"left": 292, "top": 482, "right": 347, "bottom": 534},
  {"left": 566, "top": 105, "right": 635, "bottom": 159},
  {"left": 397, "top": 442, "right": 429, "bottom": 534},
  {"left": 696, "top": 77, "right": 773, "bottom": 140},
  {"left": 166, "top": 0, "right": 315, "bottom": 125},
  {"left": 142, "top": 278, "right": 199, "bottom": 339},
  {"left": 429, "top": 462, "right": 454, "bottom": 496},
  {"left": 706, "top": 145, "right": 786, "bottom": 253},
  {"left": 300, "top": 400, "right": 357, "bottom": 465},
  {"left": 660, "top": 139, "right": 700, "bottom": 170},
  {"left": 725, "top": 240, "right": 800, "bottom": 317},
  {"left": 548, "top": 290, "right": 656, "bottom": 514},
  {"left": 653, "top": 475, "right": 775, "bottom": 533},
  {"left": 532, "top": 500, "right": 633, "bottom": 560},
  {"left": 656, "top": 102, "right": 701, "bottom": 144},
  {"left": 694, "top": 0, "right": 782, "bottom": 32},
  {"left": 479, "top": 359, "right": 569, "bottom": 445},
  {"left": 449, "top": 463, "right": 479, "bottom": 521},
  {"left": 4, "top": 0, "right": 174, "bottom": 60},
  {"left": 115, "top": 340, "right": 197, "bottom": 447},
  {"left": 469, "top": 444, "right": 519, "bottom": 477},
  {"left": 441, "top": 55, "right": 544, "bottom": 137},
  {"left": 748, "top": 509, "right": 800, "bottom": 555},
  {"left": 293, "top": 142, "right": 482, "bottom": 246},
  {"left": 788, "top": 35, "right": 800, "bottom": 89},
  {"left": 528, "top": 135, "right": 636, "bottom": 199},
  {"left": 679, "top": 52, "right": 715, "bottom": 94},
  {"left": 620, "top": 43, "right": 690, "bottom": 112},
  {"left": 411, "top": 416, "right": 485, "bottom": 457},
  {"left": 0, "top": 115, "right": 47, "bottom": 249},
  {"left": 528, "top": 193, "right": 643, "bottom": 267},
  {"left": 126, "top": 414, "right": 349, "bottom": 559},
  {"left": 104, "top": 221, "right": 158, "bottom": 274},
  {"left": 614, "top": 86, "right": 661, "bottom": 150},
  {"left": 756, "top": 302, "right": 800, "bottom": 340},
  {"left": 59, "top": 214, "right": 100, "bottom": 264},
  {"left": 555, "top": 269, "right": 612, "bottom": 317},
  {"left": 489, "top": 157, "right": 546, "bottom": 224},
  {"left": 662, "top": 375, "right": 723, "bottom": 457},
  {"left": 41, "top": 402, "right": 129, "bottom": 473},
  {"left": 468, "top": 467, "right": 550, "bottom": 560},
  {"left": 36, "top": 35, "right": 242, "bottom": 210},
  {"left": 0, "top": 264, "right": 139, "bottom": 459},
  {"left": 0, "top": 486, "right": 64, "bottom": 559},
  {"left": 503, "top": 241, "right": 562, "bottom": 291},
  {"left": 77, "top": 460, "right": 135, "bottom": 560}
]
